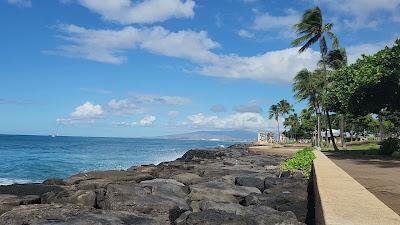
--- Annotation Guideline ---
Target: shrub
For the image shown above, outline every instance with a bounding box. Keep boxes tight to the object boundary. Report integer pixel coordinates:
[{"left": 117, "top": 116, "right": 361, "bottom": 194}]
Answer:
[
  {"left": 380, "top": 138, "right": 400, "bottom": 155},
  {"left": 282, "top": 147, "right": 316, "bottom": 177}
]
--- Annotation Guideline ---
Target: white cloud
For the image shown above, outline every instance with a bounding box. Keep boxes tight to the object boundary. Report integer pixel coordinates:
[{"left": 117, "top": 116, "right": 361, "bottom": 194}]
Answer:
[
  {"left": 199, "top": 47, "right": 320, "bottom": 83},
  {"left": 347, "top": 40, "right": 395, "bottom": 64},
  {"left": 57, "top": 101, "right": 104, "bottom": 124},
  {"left": 180, "top": 112, "right": 274, "bottom": 130},
  {"left": 107, "top": 99, "right": 144, "bottom": 115},
  {"left": 70, "top": 101, "right": 104, "bottom": 119},
  {"left": 316, "top": 0, "right": 400, "bottom": 28},
  {"left": 49, "top": 24, "right": 219, "bottom": 64},
  {"left": 51, "top": 24, "right": 321, "bottom": 83},
  {"left": 253, "top": 9, "right": 299, "bottom": 31},
  {"left": 237, "top": 29, "right": 255, "bottom": 38},
  {"left": 139, "top": 115, "right": 156, "bottom": 126},
  {"left": 112, "top": 115, "right": 156, "bottom": 127},
  {"left": 76, "top": 0, "right": 195, "bottom": 24},
  {"left": 130, "top": 92, "right": 192, "bottom": 105},
  {"left": 7, "top": 0, "right": 31, "bottom": 7}
]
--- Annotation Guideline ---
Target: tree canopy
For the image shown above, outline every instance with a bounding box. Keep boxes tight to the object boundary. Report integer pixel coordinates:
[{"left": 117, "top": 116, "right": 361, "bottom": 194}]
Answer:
[{"left": 325, "top": 39, "right": 400, "bottom": 115}]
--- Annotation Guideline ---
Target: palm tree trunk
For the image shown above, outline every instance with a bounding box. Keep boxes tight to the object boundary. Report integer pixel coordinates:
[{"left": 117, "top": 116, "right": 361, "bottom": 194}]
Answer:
[
  {"left": 340, "top": 114, "right": 345, "bottom": 147},
  {"left": 277, "top": 118, "right": 280, "bottom": 143},
  {"left": 317, "top": 113, "right": 321, "bottom": 147},
  {"left": 327, "top": 111, "right": 339, "bottom": 151},
  {"left": 379, "top": 114, "right": 384, "bottom": 141}
]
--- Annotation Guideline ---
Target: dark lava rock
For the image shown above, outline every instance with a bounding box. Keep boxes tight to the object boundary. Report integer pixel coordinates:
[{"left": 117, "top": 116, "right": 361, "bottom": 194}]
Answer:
[
  {"left": 42, "top": 178, "right": 67, "bottom": 186},
  {"left": 179, "top": 149, "right": 225, "bottom": 161},
  {"left": 235, "top": 175, "right": 265, "bottom": 191},
  {"left": 176, "top": 209, "right": 257, "bottom": 225},
  {"left": 0, "top": 204, "right": 163, "bottom": 225},
  {"left": 0, "top": 184, "right": 63, "bottom": 197},
  {"left": 66, "top": 170, "right": 154, "bottom": 185}
]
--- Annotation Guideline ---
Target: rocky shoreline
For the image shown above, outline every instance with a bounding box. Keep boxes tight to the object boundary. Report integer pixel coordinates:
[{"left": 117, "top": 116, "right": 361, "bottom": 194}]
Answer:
[{"left": 0, "top": 144, "right": 310, "bottom": 225}]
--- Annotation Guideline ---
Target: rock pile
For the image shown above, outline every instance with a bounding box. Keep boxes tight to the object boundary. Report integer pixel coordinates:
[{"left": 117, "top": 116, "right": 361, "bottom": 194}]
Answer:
[{"left": 0, "top": 145, "right": 309, "bottom": 225}]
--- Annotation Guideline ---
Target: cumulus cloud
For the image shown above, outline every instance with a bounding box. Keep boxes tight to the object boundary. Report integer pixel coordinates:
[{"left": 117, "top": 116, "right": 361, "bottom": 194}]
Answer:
[
  {"left": 49, "top": 24, "right": 219, "bottom": 64},
  {"left": 107, "top": 99, "right": 144, "bottom": 115},
  {"left": 57, "top": 101, "right": 104, "bottom": 124},
  {"left": 179, "top": 112, "right": 274, "bottom": 130},
  {"left": 252, "top": 9, "right": 299, "bottom": 31},
  {"left": 210, "top": 104, "right": 227, "bottom": 113},
  {"left": 75, "top": 0, "right": 195, "bottom": 24},
  {"left": 7, "top": 0, "right": 31, "bottom": 7},
  {"left": 112, "top": 115, "right": 156, "bottom": 127},
  {"left": 199, "top": 47, "right": 320, "bottom": 83},
  {"left": 316, "top": 0, "right": 400, "bottom": 28},
  {"left": 130, "top": 93, "right": 192, "bottom": 105},
  {"left": 347, "top": 39, "right": 396, "bottom": 64},
  {"left": 50, "top": 24, "right": 320, "bottom": 83}
]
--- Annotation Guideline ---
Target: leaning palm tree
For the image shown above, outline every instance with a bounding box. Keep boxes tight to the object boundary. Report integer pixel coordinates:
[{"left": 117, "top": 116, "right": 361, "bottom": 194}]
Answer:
[
  {"left": 269, "top": 104, "right": 281, "bottom": 142},
  {"left": 291, "top": 6, "right": 339, "bottom": 150}
]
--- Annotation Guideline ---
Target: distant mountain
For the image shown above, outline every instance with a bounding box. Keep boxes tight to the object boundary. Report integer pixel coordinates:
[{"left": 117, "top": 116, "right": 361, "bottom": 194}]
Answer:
[{"left": 158, "top": 130, "right": 257, "bottom": 141}]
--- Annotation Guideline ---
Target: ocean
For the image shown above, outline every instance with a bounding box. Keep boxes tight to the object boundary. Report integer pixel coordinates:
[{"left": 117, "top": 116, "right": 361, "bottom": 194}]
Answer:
[{"left": 0, "top": 135, "right": 235, "bottom": 185}]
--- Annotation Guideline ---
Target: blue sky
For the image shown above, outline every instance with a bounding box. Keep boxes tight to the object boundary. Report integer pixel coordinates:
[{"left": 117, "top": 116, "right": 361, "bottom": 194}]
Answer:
[{"left": 1, "top": 0, "right": 399, "bottom": 137}]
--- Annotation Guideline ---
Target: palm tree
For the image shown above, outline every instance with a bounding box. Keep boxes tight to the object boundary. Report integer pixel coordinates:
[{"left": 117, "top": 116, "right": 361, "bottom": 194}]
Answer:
[
  {"left": 324, "top": 48, "right": 348, "bottom": 147},
  {"left": 292, "top": 6, "right": 339, "bottom": 150},
  {"left": 278, "top": 99, "right": 294, "bottom": 119},
  {"left": 284, "top": 113, "right": 299, "bottom": 140},
  {"left": 269, "top": 104, "right": 280, "bottom": 142},
  {"left": 293, "top": 69, "right": 324, "bottom": 146}
]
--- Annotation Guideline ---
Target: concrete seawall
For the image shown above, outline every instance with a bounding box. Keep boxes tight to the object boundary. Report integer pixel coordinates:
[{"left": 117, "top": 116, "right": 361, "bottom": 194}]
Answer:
[{"left": 313, "top": 150, "right": 400, "bottom": 225}]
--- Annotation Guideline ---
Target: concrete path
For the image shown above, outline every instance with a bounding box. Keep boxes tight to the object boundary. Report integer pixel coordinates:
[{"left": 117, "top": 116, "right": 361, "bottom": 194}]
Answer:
[{"left": 326, "top": 152, "right": 400, "bottom": 215}]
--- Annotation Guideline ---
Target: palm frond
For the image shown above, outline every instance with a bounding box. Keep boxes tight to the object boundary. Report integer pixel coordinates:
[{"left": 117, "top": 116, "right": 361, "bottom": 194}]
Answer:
[
  {"left": 299, "top": 34, "right": 319, "bottom": 53},
  {"left": 327, "top": 31, "right": 339, "bottom": 49},
  {"left": 291, "top": 33, "right": 313, "bottom": 47}
]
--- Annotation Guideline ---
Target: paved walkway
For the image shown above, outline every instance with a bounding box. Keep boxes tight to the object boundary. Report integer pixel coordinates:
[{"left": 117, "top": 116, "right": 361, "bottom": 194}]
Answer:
[{"left": 326, "top": 152, "right": 400, "bottom": 215}]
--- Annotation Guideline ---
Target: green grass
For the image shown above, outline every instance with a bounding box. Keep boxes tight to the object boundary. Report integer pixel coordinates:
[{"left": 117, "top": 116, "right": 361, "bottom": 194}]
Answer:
[
  {"left": 321, "top": 142, "right": 381, "bottom": 155},
  {"left": 282, "top": 147, "right": 316, "bottom": 177}
]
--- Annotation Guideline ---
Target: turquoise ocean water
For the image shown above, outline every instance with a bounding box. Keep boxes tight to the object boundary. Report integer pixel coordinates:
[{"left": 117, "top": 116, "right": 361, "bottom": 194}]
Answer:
[{"left": 0, "top": 135, "right": 234, "bottom": 185}]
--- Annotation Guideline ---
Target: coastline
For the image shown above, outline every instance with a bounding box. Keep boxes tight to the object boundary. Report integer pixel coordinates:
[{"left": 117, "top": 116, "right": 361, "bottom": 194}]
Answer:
[{"left": 0, "top": 144, "right": 309, "bottom": 225}]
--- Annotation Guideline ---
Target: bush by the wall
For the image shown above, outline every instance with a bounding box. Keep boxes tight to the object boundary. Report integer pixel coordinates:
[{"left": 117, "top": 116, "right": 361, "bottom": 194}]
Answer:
[
  {"left": 380, "top": 138, "right": 400, "bottom": 155},
  {"left": 282, "top": 147, "right": 316, "bottom": 177}
]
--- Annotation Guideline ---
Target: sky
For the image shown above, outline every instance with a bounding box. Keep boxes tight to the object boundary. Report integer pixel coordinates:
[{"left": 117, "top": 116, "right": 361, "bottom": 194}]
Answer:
[{"left": 0, "top": 0, "right": 399, "bottom": 137}]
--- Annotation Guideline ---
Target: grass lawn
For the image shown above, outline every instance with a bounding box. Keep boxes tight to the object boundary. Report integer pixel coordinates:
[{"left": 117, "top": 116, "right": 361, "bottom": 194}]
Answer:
[{"left": 322, "top": 142, "right": 381, "bottom": 155}]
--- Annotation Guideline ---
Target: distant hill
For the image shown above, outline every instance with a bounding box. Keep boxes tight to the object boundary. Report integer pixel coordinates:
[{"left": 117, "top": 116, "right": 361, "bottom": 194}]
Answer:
[{"left": 158, "top": 130, "right": 257, "bottom": 141}]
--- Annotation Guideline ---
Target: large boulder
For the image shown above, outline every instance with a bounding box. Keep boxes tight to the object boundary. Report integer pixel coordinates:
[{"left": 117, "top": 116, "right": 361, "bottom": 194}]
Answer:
[
  {"left": 0, "top": 194, "right": 40, "bottom": 215},
  {"left": 66, "top": 170, "right": 154, "bottom": 185},
  {"left": 0, "top": 204, "right": 163, "bottom": 225},
  {"left": 175, "top": 209, "right": 256, "bottom": 225},
  {"left": 102, "top": 180, "right": 190, "bottom": 223},
  {"left": 179, "top": 149, "right": 225, "bottom": 162},
  {"left": 189, "top": 181, "right": 260, "bottom": 204},
  {"left": 42, "top": 189, "right": 97, "bottom": 208},
  {"left": 197, "top": 201, "right": 305, "bottom": 225},
  {"left": 173, "top": 173, "right": 202, "bottom": 185}
]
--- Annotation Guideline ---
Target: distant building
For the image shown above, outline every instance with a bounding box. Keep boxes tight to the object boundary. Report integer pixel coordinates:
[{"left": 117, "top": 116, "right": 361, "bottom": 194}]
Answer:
[{"left": 257, "top": 131, "right": 274, "bottom": 144}]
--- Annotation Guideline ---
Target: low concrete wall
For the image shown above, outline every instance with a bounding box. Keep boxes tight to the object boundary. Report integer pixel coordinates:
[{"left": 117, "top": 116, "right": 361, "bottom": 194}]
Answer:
[{"left": 313, "top": 150, "right": 400, "bottom": 225}]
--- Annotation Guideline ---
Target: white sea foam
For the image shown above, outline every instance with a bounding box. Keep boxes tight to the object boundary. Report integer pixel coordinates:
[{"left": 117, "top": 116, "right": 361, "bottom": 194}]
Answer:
[{"left": 0, "top": 178, "right": 39, "bottom": 186}]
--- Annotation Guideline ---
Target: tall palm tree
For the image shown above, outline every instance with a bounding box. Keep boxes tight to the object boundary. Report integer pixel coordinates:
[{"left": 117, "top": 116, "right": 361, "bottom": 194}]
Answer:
[
  {"left": 269, "top": 104, "right": 280, "bottom": 142},
  {"left": 324, "top": 48, "right": 348, "bottom": 147},
  {"left": 293, "top": 69, "right": 324, "bottom": 146},
  {"left": 278, "top": 99, "right": 294, "bottom": 119},
  {"left": 292, "top": 6, "right": 339, "bottom": 149},
  {"left": 284, "top": 113, "right": 299, "bottom": 140}
]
